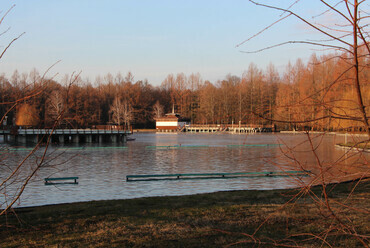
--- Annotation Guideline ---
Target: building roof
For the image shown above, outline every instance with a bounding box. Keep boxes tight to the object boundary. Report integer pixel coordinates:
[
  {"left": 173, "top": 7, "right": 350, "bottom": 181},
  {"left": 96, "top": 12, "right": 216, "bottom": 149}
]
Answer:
[
  {"left": 155, "top": 105, "right": 190, "bottom": 122},
  {"left": 156, "top": 115, "right": 180, "bottom": 121}
]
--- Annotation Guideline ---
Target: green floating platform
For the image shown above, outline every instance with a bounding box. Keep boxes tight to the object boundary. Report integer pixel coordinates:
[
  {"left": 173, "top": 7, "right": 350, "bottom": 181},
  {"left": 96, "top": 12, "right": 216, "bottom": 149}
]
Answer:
[
  {"left": 44, "top": 177, "right": 79, "bottom": 185},
  {"left": 1, "top": 147, "right": 35, "bottom": 152},
  {"left": 146, "top": 145, "right": 209, "bottom": 149},
  {"left": 57, "top": 146, "right": 128, "bottom": 150},
  {"left": 126, "top": 171, "right": 311, "bottom": 182},
  {"left": 227, "top": 144, "right": 282, "bottom": 147},
  {"left": 146, "top": 144, "right": 281, "bottom": 150}
]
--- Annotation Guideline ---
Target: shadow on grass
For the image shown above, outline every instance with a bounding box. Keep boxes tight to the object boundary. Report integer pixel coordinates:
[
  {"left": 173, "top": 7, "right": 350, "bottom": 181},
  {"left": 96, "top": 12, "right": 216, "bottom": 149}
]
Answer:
[{"left": 1, "top": 178, "right": 369, "bottom": 247}]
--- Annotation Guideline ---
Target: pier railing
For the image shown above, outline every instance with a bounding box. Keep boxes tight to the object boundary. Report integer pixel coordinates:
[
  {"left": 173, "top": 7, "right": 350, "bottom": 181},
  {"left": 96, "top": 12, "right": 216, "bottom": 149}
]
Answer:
[
  {"left": 16, "top": 129, "right": 131, "bottom": 135},
  {"left": 1, "top": 127, "right": 132, "bottom": 144},
  {"left": 185, "top": 124, "right": 274, "bottom": 133},
  {"left": 189, "top": 124, "right": 272, "bottom": 128}
]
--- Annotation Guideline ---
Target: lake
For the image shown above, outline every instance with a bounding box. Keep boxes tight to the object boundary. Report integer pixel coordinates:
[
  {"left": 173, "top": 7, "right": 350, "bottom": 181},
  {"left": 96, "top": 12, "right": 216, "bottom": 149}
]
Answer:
[{"left": 0, "top": 132, "right": 368, "bottom": 208}]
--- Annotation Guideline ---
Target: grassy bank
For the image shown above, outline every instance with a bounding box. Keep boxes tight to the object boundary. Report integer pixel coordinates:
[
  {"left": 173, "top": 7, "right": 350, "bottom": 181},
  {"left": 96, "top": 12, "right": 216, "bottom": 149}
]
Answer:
[
  {"left": 1, "top": 179, "right": 369, "bottom": 247},
  {"left": 337, "top": 140, "right": 370, "bottom": 151}
]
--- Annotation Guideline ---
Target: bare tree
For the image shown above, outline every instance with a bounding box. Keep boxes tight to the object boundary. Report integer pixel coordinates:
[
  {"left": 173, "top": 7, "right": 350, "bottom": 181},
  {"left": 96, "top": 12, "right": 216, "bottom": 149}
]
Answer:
[
  {"left": 110, "top": 96, "right": 124, "bottom": 126},
  {"left": 122, "top": 100, "right": 133, "bottom": 130},
  {"left": 231, "top": 1, "right": 370, "bottom": 246},
  {"left": 199, "top": 81, "right": 217, "bottom": 124},
  {"left": 242, "top": 0, "right": 369, "bottom": 136},
  {"left": 0, "top": 4, "right": 78, "bottom": 219},
  {"left": 152, "top": 100, "right": 164, "bottom": 120},
  {"left": 161, "top": 74, "right": 176, "bottom": 108},
  {"left": 46, "top": 90, "right": 65, "bottom": 124},
  {"left": 0, "top": 70, "right": 77, "bottom": 217},
  {"left": 110, "top": 96, "right": 133, "bottom": 129}
]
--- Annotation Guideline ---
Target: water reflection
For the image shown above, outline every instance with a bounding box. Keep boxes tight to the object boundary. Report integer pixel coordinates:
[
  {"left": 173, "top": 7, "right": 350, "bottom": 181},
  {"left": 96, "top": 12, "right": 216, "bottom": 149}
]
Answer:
[{"left": 0, "top": 132, "right": 368, "bottom": 207}]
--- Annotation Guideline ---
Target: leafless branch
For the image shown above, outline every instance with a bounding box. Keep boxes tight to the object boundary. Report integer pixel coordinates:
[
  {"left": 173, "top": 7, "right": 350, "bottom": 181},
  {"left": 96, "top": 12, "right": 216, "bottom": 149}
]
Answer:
[
  {"left": 0, "top": 32, "right": 25, "bottom": 60},
  {"left": 0, "top": 4, "right": 15, "bottom": 26},
  {"left": 236, "top": 14, "right": 292, "bottom": 48},
  {"left": 248, "top": 0, "right": 353, "bottom": 47},
  {"left": 240, "top": 40, "right": 351, "bottom": 54}
]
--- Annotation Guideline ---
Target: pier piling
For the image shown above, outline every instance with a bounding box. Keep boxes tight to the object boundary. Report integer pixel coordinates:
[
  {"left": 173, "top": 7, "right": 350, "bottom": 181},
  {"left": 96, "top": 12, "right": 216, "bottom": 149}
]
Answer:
[{"left": 0, "top": 128, "right": 132, "bottom": 145}]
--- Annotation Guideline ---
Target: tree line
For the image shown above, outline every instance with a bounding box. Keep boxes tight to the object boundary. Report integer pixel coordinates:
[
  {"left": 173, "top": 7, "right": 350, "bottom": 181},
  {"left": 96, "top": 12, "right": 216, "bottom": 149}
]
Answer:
[{"left": 0, "top": 51, "right": 369, "bottom": 131}]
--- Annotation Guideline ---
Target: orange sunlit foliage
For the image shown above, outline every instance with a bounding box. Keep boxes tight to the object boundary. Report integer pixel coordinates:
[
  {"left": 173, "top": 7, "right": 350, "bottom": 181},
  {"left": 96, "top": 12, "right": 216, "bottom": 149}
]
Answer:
[{"left": 15, "top": 103, "right": 39, "bottom": 126}]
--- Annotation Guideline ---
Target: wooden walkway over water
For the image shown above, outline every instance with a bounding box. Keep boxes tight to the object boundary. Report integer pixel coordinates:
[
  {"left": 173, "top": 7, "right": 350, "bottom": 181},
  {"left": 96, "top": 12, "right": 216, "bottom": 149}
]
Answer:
[
  {"left": 0, "top": 128, "right": 132, "bottom": 144},
  {"left": 185, "top": 124, "right": 274, "bottom": 133}
]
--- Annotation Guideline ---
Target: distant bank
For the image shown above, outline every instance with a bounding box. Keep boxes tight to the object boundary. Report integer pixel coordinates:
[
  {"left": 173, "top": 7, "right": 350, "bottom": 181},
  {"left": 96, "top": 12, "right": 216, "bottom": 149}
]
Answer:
[{"left": 133, "top": 129, "right": 157, "bottom": 133}]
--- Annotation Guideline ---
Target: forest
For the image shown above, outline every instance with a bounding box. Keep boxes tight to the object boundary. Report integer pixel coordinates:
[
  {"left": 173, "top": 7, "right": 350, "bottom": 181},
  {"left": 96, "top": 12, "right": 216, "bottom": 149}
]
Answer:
[{"left": 1, "top": 50, "right": 369, "bottom": 132}]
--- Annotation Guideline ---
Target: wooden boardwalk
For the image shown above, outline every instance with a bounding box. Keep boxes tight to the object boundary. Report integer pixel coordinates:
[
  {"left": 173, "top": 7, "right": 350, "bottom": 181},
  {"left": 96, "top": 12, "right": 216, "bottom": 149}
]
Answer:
[
  {"left": 185, "top": 124, "right": 273, "bottom": 133},
  {"left": 1, "top": 128, "right": 132, "bottom": 144}
]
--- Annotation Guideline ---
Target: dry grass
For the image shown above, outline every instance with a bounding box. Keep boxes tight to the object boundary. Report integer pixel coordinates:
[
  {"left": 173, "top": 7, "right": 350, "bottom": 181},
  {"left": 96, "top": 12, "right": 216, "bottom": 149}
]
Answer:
[
  {"left": 1, "top": 179, "right": 369, "bottom": 247},
  {"left": 338, "top": 141, "right": 370, "bottom": 150}
]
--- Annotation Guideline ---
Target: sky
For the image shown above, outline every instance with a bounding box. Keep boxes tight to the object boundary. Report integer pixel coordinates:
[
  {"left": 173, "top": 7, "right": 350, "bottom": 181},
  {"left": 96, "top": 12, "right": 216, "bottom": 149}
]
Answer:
[{"left": 0, "top": 0, "right": 340, "bottom": 85}]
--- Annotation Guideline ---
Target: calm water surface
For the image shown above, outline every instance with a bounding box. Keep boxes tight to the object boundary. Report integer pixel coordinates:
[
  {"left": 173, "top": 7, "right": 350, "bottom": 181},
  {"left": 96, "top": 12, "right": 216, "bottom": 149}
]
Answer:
[{"left": 0, "top": 132, "right": 367, "bottom": 207}]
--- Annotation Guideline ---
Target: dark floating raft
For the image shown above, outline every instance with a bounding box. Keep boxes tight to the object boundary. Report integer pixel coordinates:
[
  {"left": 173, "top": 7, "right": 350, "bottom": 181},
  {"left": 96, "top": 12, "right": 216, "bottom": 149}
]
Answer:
[
  {"left": 126, "top": 171, "right": 311, "bottom": 182},
  {"left": 44, "top": 177, "right": 79, "bottom": 185},
  {"left": 145, "top": 144, "right": 282, "bottom": 150}
]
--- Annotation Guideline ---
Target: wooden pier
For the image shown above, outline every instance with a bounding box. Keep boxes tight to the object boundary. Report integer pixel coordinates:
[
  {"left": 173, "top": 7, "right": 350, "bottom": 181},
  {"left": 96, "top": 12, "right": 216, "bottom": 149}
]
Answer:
[
  {"left": 185, "top": 124, "right": 273, "bottom": 133},
  {"left": 126, "top": 171, "right": 310, "bottom": 181},
  {"left": 0, "top": 128, "right": 132, "bottom": 145}
]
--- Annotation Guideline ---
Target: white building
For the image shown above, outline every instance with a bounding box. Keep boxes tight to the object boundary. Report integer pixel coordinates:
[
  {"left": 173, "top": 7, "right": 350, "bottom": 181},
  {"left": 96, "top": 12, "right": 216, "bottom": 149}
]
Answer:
[{"left": 155, "top": 108, "right": 190, "bottom": 131}]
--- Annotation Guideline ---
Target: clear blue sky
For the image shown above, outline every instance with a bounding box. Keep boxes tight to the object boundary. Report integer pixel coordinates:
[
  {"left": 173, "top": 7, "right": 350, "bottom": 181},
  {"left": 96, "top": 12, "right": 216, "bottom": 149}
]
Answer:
[{"left": 1, "top": 0, "right": 334, "bottom": 85}]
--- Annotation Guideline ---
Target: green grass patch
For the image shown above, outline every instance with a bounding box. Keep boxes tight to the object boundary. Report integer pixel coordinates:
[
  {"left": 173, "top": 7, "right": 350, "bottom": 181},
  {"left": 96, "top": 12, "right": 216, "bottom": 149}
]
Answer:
[{"left": 1, "top": 179, "right": 369, "bottom": 247}]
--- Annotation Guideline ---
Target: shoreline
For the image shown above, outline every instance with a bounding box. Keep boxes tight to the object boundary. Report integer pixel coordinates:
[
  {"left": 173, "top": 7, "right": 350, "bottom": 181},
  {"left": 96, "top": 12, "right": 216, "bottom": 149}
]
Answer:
[
  {"left": 278, "top": 130, "right": 369, "bottom": 137},
  {"left": 8, "top": 177, "right": 368, "bottom": 211},
  {"left": 335, "top": 144, "right": 370, "bottom": 152},
  {"left": 1, "top": 178, "right": 368, "bottom": 247},
  {"left": 132, "top": 129, "right": 369, "bottom": 137}
]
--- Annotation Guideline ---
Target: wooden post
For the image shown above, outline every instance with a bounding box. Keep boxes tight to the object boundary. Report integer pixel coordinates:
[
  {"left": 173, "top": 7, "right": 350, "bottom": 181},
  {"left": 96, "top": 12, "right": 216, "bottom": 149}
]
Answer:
[
  {"left": 72, "top": 135, "right": 79, "bottom": 144},
  {"left": 59, "top": 135, "right": 64, "bottom": 144}
]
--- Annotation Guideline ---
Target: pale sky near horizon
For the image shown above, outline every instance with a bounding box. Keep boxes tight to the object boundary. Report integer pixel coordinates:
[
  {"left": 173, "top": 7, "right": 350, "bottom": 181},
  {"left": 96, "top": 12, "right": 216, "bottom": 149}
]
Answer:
[{"left": 0, "top": 0, "right": 345, "bottom": 85}]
